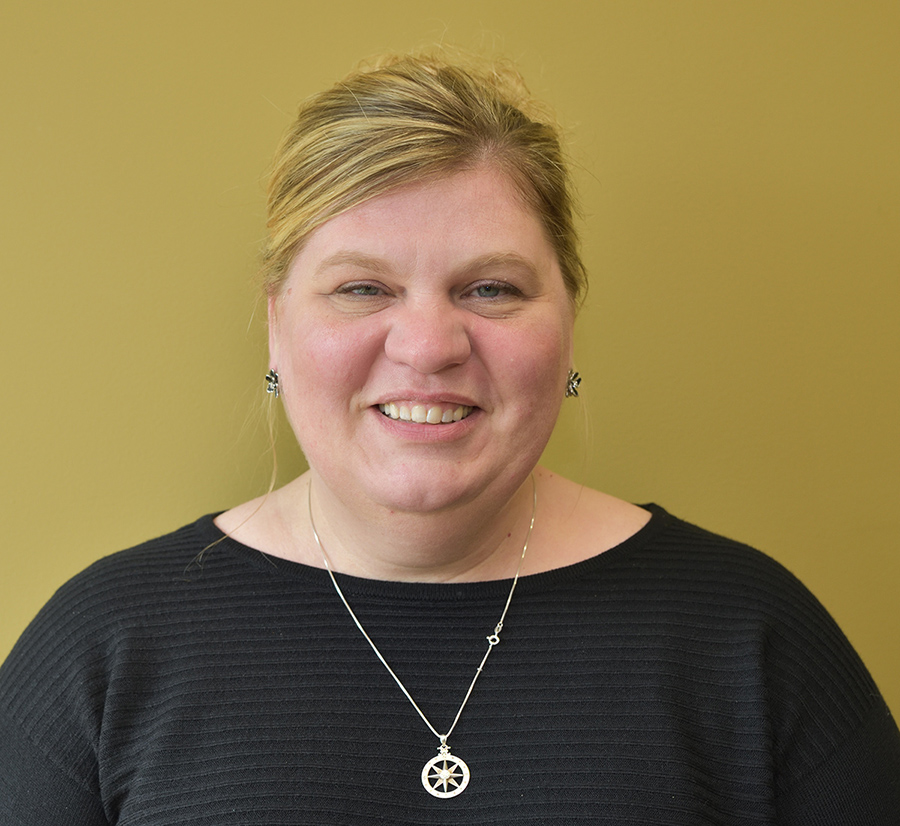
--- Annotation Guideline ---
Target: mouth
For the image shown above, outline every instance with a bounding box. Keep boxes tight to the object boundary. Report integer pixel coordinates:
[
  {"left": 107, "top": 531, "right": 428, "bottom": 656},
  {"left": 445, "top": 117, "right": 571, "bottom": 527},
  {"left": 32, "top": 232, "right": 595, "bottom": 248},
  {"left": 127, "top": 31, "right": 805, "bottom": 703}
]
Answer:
[{"left": 377, "top": 402, "right": 475, "bottom": 425}]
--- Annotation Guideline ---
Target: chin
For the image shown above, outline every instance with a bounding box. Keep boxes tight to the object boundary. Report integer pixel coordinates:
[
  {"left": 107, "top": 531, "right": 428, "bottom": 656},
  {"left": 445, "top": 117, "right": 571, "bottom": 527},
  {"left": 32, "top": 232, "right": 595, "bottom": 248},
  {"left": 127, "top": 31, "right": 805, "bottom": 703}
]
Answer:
[
  {"left": 371, "top": 470, "right": 485, "bottom": 515},
  {"left": 370, "top": 455, "right": 537, "bottom": 517}
]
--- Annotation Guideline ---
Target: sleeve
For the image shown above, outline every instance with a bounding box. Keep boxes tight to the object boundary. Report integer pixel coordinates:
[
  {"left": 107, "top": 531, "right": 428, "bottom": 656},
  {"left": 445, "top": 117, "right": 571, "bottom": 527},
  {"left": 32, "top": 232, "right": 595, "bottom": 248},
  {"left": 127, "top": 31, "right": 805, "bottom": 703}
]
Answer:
[
  {"left": 0, "top": 715, "right": 109, "bottom": 826},
  {"left": 0, "top": 569, "right": 112, "bottom": 826},
  {"left": 753, "top": 551, "right": 900, "bottom": 823},
  {"left": 777, "top": 698, "right": 900, "bottom": 825}
]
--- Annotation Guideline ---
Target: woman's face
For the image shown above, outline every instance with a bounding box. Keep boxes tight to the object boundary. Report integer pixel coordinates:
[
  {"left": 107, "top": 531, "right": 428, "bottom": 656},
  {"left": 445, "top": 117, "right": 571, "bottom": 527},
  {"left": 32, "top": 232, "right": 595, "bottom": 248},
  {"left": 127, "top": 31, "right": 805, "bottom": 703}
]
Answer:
[{"left": 269, "top": 166, "right": 575, "bottom": 515}]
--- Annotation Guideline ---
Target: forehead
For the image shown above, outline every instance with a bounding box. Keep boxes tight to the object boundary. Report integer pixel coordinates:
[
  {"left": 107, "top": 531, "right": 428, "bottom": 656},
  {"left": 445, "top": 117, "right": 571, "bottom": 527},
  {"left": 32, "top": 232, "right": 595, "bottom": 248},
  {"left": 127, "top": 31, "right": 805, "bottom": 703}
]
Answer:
[{"left": 288, "top": 166, "right": 561, "bottom": 281}]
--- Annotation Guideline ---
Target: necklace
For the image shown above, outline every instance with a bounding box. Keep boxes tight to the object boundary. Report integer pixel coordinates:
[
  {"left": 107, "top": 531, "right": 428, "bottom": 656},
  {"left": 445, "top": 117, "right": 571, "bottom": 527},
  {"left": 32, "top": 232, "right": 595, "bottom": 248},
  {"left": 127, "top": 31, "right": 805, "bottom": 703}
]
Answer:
[{"left": 308, "top": 476, "right": 536, "bottom": 799}]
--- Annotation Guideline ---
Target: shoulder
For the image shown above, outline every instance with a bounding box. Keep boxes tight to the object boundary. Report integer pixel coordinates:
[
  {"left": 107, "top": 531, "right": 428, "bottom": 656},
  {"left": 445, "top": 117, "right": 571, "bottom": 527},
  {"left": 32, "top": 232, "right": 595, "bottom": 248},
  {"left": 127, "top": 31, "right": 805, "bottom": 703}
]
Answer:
[
  {"left": 0, "top": 515, "right": 229, "bottom": 711},
  {"left": 0, "top": 514, "right": 224, "bottom": 799},
  {"left": 610, "top": 505, "right": 863, "bottom": 657},
  {"left": 532, "top": 470, "right": 847, "bottom": 638},
  {"left": 548, "top": 501, "right": 900, "bottom": 803},
  {"left": 646, "top": 509, "right": 854, "bottom": 645},
  {"left": 545, "top": 495, "right": 886, "bottom": 734},
  {"left": 587, "top": 501, "right": 823, "bottom": 607},
  {"left": 33, "top": 515, "right": 225, "bottom": 621},
  {"left": 629, "top": 507, "right": 898, "bottom": 790},
  {"left": 535, "top": 470, "right": 810, "bottom": 610}
]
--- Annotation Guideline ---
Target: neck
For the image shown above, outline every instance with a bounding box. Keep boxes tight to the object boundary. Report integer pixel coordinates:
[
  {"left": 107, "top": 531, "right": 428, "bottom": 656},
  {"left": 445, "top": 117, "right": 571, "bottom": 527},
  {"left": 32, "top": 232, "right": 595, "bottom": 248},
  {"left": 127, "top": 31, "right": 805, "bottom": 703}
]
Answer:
[{"left": 299, "top": 470, "right": 536, "bottom": 583}]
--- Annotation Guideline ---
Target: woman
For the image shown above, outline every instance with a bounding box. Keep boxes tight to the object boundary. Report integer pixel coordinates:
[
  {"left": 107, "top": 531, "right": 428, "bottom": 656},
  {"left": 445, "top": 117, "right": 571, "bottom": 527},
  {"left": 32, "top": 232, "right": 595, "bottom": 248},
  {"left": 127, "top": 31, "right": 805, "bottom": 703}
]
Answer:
[{"left": 1, "top": 53, "right": 898, "bottom": 824}]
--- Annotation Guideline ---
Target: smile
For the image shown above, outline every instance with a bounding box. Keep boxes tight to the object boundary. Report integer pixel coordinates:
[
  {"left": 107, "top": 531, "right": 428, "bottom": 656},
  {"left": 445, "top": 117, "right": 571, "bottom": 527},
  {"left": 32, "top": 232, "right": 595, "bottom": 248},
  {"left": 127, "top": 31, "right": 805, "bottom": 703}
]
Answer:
[{"left": 377, "top": 402, "right": 474, "bottom": 424}]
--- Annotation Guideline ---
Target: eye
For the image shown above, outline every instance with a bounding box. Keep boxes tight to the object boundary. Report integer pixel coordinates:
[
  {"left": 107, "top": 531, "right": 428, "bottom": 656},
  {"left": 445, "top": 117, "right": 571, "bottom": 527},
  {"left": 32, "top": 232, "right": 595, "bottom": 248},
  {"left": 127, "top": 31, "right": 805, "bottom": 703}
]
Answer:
[
  {"left": 335, "top": 282, "right": 387, "bottom": 297},
  {"left": 467, "top": 281, "right": 520, "bottom": 300}
]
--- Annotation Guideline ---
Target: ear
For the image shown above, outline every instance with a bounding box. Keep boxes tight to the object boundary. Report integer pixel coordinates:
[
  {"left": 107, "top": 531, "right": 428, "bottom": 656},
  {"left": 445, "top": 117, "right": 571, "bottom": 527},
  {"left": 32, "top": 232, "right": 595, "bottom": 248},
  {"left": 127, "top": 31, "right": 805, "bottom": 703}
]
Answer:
[{"left": 267, "top": 292, "right": 279, "bottom": 369}]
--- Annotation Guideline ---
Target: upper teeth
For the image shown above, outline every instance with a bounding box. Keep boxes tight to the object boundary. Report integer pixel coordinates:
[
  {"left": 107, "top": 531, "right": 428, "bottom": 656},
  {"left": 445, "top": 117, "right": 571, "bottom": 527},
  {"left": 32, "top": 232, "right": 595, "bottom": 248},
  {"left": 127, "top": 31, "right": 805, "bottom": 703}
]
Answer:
[{"left": 378, "top": 403, "right": 473, "bottom": 424}]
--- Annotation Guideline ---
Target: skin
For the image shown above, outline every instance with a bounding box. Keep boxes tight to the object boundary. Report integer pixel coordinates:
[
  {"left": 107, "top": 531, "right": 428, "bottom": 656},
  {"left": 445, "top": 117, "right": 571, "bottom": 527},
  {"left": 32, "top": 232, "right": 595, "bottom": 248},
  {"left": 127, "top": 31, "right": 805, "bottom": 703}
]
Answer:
[{"left": 217, "top": 166, "right": 649, "bottom": 581}]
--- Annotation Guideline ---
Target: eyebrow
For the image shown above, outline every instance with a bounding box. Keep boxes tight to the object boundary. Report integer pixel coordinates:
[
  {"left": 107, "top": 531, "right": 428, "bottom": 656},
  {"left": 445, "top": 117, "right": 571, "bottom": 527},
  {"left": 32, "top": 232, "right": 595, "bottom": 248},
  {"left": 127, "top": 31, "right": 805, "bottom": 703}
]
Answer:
[
  {"left": 462, "top": 252, "right": 540, "bottom": 278},
  {"left": 314, "top": 250, "right": 541, "bottom": 279},
  {"left": 314, "top": 251, "right": 392, "bottom": 277}
]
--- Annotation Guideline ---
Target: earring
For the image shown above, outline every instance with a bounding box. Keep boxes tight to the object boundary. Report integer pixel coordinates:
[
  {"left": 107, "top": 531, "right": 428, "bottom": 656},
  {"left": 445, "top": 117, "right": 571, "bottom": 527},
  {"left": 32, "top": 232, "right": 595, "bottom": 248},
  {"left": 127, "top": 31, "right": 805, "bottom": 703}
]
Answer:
[
  {"left": 265, "top": 368, "right": 280, "bottom": 398},
  {"left": 565, "top": 369, "right": 582, "bottom": 398}
]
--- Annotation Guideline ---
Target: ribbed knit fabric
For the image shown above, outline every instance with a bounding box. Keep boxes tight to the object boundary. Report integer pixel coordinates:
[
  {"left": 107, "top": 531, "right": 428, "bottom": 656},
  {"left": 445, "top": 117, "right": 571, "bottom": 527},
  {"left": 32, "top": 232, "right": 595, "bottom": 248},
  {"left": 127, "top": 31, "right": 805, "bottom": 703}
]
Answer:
[{"left": 1, "top": 506, "right": 898, "bottom": 824}]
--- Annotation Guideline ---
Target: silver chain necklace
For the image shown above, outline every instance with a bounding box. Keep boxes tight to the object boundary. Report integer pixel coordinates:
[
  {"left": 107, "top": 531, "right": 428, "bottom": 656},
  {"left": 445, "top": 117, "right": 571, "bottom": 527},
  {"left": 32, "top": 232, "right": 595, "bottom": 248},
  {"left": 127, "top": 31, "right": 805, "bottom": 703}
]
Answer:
[{"left": 308, "top": 476, "right": 536, "bottom": 799}]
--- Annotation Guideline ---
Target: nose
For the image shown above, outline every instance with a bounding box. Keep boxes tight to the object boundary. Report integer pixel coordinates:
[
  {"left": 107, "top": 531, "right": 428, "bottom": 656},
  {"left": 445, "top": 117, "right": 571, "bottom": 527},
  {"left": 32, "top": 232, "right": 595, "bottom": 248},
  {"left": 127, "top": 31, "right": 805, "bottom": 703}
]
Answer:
[{"left": 383, "top": 299, "right": 472, "bottom": 374}]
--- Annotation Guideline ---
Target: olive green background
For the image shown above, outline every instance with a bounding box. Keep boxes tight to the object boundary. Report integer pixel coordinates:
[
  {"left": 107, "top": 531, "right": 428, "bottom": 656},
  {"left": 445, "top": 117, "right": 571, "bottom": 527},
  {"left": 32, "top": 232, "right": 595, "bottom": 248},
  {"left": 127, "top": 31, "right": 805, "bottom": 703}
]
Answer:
[{"left": 2, "top": 2, "right": 898, "bottom": 714}]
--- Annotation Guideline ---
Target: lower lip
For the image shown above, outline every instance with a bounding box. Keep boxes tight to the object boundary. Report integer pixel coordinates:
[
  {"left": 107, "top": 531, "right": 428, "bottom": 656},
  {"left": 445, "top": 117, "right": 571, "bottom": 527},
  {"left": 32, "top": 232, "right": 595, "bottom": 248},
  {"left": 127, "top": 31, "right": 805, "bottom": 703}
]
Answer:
[{"left": 370, "top": 406, "right": 481, "bottom": 442}]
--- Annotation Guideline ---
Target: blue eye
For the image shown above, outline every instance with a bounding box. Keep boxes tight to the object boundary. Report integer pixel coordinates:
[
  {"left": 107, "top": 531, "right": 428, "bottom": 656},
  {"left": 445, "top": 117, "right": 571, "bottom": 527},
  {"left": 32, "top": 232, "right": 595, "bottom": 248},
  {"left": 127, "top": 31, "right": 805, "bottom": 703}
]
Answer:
[
  {"left": 338, "top": 283, "right": 383, "bottom": 297},
  {"left": 472, "top": 282, "right": 512, "bottom": 299}
]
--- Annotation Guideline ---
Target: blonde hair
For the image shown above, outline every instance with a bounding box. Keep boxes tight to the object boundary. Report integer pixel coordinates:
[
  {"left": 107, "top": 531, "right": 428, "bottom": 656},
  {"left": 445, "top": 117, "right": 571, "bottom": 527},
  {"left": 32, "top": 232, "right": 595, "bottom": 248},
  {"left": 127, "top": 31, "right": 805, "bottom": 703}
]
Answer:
[{"left": 262, "top": 51, "right": 587, "bottom": 306}]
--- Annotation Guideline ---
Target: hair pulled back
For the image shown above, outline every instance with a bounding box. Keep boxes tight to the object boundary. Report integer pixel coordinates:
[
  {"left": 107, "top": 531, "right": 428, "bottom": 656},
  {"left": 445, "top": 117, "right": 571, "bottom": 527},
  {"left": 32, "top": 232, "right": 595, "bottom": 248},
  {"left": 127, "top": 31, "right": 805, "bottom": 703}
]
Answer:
[{"left": 263, "top": 51, "right": 586, "bottom": 306}]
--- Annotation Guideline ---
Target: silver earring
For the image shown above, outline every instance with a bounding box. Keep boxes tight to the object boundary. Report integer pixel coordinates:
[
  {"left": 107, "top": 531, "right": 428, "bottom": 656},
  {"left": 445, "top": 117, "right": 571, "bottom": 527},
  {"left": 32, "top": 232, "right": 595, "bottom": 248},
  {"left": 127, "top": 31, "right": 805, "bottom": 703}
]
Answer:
[
  {"left": 265, "top": 369, "right": 280, "bottom": 398},
  {"left": 565, "top": 369, "right": 581, "bottom": 398}
]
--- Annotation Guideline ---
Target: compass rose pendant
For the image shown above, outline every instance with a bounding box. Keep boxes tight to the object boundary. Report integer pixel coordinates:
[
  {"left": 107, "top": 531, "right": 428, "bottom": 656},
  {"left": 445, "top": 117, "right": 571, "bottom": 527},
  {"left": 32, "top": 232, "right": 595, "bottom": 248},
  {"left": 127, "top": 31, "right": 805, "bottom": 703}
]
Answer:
[{"left": 421, "top": 745, "right": 471, "bottom": 798}]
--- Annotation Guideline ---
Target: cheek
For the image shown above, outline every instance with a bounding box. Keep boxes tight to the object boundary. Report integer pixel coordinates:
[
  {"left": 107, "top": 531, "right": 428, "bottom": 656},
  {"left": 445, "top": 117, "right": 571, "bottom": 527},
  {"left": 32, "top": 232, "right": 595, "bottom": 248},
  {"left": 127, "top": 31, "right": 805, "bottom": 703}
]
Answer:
[
  {"left": 517, "top": 318, "right": 571, "bottom": 374},
  {"left": 276, "top": 318, "right": 382, "bottom": 444},
  {"left": 483, "top": 320, "right": 571, "bottom": 412},
  {"left": 281, "top": 316, "right": 373, "bottom": 388}
]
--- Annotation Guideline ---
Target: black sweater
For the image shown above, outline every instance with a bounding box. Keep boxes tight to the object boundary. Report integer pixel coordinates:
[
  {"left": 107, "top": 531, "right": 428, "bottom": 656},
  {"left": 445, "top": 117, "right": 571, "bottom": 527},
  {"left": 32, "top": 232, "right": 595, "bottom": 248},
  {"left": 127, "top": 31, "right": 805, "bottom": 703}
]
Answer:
[{"left": 2, "top": 506, "right": 899, "bottom": 824}]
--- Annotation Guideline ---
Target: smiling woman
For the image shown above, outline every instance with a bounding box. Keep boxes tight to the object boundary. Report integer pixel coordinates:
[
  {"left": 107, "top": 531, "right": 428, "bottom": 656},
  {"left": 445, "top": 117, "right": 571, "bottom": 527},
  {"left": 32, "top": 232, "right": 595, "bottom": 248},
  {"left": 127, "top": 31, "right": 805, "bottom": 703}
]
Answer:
[
  {"left": 1, "top": 50, "right": 899, "bottom": 825},
  {"left": 262, "top": 167, "right": 574, "bottom": 531}
]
